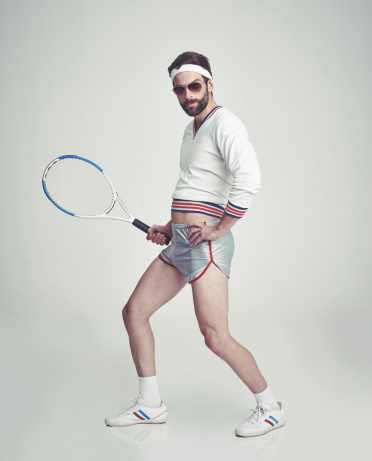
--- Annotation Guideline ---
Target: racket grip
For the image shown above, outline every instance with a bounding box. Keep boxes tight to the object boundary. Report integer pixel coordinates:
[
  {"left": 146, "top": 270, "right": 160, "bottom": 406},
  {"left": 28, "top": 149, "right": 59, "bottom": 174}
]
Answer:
[{"left": 132, "top": 219, "right": 171, "bottom": 245}]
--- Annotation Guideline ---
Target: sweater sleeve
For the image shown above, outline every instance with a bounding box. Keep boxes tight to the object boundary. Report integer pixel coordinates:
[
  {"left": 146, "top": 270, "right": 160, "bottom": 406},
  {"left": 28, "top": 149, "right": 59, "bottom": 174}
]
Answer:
[{"left": 214, "top": 116, "right": 261, "bottom": 218}]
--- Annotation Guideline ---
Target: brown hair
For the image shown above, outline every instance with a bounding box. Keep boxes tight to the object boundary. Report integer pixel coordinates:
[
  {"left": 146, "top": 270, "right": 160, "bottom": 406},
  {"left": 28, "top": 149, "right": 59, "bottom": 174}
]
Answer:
[{"left": 167, "top": 51, "right": 213, "bottom": 78}]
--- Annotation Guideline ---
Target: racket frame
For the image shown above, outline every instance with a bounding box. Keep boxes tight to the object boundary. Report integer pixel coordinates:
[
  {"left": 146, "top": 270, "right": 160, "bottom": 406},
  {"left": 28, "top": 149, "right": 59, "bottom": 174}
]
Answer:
[
  {"left": 42, "top": 155, "right": 135, "bottom": 223},
  {"left": 42, "top": 155, "right": 171, "bottom": 244}
]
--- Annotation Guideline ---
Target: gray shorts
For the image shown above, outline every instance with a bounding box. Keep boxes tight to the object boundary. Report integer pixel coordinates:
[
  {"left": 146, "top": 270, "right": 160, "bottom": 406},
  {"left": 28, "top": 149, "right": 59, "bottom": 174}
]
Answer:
[{"left": 159, "top": 219, "right": 234, "bottom": 283}]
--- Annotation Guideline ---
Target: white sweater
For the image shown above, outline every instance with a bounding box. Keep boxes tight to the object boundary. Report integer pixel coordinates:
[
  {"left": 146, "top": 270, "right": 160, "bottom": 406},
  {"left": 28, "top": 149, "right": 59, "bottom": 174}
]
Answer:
[{"left": 171, "top": 106, "right": 261, "bottom": 219}]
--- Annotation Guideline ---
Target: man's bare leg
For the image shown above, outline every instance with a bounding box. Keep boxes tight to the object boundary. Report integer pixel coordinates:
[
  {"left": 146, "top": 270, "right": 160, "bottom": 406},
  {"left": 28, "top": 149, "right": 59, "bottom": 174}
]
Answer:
[
  {"left": 123, "top": 257, "right": 186, "bottom": 377},
  {"left": 191, "top": 263, "right": 268, "bottom": 393},
  {"left": 105, "top": 257, "right": 185, "bottom": 426}
]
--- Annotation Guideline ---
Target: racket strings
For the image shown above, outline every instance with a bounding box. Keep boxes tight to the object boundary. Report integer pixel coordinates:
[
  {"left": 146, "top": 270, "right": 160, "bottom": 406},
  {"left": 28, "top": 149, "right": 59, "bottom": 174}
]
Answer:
[{"left": 44, "top": 158, "right": 115, "bottom": 216}]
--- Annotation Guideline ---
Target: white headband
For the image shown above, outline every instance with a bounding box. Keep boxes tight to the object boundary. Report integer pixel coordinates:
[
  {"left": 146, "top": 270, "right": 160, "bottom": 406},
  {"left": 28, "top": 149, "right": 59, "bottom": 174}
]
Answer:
[{"left": 170, "top": 64, "right": 213, "bottom": 84}]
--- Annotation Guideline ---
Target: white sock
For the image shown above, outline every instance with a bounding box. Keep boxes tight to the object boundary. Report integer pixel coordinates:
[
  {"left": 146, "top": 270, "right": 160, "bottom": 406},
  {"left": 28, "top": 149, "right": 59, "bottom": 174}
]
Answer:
[
  {"left": 138, "top": 376, "right": 161, "bottom": 408},
  {"left": 253, "top": 385, "right": 280, "bottom": 410}
]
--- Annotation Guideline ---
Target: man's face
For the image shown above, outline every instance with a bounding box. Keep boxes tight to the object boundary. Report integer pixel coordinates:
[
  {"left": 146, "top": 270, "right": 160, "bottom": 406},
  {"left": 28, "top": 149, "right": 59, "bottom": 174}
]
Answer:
[{"left": 173, "top": 71, "right": 210, "bottom": 117}]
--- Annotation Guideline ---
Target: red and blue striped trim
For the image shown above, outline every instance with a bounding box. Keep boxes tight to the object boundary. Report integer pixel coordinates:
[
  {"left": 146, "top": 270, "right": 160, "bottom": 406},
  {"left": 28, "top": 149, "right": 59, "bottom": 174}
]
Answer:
[
  {"left": 171, "top": 199, "right": 248, "bottom": 219},
  {"left": 224, "top": 201, "right": 248, "bottom": 219},
  {"left": 264, "top": 415, "right": 279, "bottom": 426},
  {"left": 172, "top": 199, "right": 225, "bottom": 218},
  {"left": 133, "top": 410, "right": 151, "bottom": 420},
  {"left": 193, "top": 106, "right": 222, "bottom": 139}
]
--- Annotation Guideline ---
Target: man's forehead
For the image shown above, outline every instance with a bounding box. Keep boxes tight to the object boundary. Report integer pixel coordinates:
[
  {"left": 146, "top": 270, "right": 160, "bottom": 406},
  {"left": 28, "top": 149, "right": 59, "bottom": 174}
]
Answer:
[{"left": 173, "top": 71, "right": 203, "bottom": 86}]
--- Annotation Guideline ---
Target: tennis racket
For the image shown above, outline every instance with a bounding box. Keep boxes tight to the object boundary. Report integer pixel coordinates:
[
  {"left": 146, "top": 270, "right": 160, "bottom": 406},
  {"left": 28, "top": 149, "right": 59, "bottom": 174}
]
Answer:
[{"left": 42, "top": 155, "right": 171, "bottom": 245}]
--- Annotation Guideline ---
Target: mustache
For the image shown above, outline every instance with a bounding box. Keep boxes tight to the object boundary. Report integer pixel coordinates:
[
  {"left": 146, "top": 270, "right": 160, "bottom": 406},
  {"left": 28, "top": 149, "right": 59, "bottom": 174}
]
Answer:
[{"left": 182, "top": 100, "right": 198, "bottom": 106}]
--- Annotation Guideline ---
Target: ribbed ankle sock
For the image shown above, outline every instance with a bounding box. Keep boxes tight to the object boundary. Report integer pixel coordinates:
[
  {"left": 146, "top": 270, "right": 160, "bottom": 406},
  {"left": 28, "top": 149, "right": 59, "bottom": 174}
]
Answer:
[
  {"left": 253, "top": 385, "right": 280, "bottom": 411},
  {"left": 138, "top": 376, "right": 162, "bottom": 408}
]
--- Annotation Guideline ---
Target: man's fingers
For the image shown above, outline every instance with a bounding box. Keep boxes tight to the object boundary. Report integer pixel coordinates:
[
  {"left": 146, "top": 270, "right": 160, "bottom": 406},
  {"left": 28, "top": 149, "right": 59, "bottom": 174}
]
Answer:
[
  {"left": 193, "top": 235, "right": 203, "bottom": 247},
  {"left": 188, "top": 229, "right": 202, "bottom": 244},
  {"left": 187, "top": 226, "right": 202, "bottom": 239},
  {"left": 187, "top": 230, "right": 197, "bottom": 241},
  {"left": 187, "top": 228, "right": 197, "bottom": 239},
  {"left": 152, "top": 232, "right": 166, "bottom": 245},
  {"left": 147, "top": 226, "right": 156, "bottom": 239},
  {"left": 146, "top": 229, "right": 155, "bottom": 240},
  {"left": 146, "top": 226, "right": 167, "bottom": 245}
]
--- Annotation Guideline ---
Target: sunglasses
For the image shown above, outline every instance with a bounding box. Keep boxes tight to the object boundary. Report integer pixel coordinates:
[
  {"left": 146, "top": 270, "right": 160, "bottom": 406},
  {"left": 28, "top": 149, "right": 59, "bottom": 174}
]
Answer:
[{"left": 172, "top": 81, "right": 203, "bottom": 96}]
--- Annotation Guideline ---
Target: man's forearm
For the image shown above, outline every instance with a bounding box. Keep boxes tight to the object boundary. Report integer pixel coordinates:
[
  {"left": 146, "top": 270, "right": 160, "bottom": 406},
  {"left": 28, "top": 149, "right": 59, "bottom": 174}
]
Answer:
[{"left": 216, "top": 213, "right": 240, "bottom": 236}]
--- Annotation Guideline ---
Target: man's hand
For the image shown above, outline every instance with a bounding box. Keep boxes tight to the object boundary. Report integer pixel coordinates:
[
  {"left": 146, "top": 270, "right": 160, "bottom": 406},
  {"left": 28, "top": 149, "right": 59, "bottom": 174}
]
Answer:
[
  {"left": 186, "top": 222, "right": 224, "bottom": 247},
  {"left": 146, "top": 222, "right": 172, "bottom": 246}
]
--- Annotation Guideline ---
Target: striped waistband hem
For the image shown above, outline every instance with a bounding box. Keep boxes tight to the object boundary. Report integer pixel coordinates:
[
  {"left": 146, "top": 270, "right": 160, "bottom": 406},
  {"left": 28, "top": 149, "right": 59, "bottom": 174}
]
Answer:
[
  {"left": 171, "top": 199, "right": 247, "bottom": 219},
  {"left": 171, "top": 219, "right": 221, "bottom": 228}
]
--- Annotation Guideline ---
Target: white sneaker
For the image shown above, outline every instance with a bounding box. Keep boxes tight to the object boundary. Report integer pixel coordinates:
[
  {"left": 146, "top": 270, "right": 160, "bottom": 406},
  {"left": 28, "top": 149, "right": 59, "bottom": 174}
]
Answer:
[
  {"left": 105, "top": 394, "right": 168, "bottom": 427},
  {"left": 235, "top": 402, "right": 286, "bottom": 437}
]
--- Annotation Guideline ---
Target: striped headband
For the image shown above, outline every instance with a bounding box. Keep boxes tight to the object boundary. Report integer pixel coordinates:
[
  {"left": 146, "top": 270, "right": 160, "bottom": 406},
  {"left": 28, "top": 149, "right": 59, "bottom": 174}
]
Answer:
[{"left": 170, "top": 64, "right": 213, "bottom": 84}]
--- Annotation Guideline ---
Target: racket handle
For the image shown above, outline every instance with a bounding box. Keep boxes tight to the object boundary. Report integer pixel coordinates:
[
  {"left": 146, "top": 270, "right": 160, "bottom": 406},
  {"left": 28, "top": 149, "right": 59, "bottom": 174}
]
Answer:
[{"left": 132, "top": 219, "right": 171, "bottom": 245}]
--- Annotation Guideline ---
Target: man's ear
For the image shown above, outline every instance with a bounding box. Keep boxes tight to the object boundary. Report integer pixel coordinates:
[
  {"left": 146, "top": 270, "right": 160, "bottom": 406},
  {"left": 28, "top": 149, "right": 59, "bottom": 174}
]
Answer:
[{"left": 208, "top": 79, "right": 214, "bottom": 94}]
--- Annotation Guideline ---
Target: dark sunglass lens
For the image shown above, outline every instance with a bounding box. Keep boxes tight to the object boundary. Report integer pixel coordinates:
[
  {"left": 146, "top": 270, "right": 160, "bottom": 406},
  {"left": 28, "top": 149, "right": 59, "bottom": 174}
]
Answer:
[
  {"left": 173, "top": 87, "right": 185, "bottom": 96},
  {"left": 188, "top": 82, "right": 202, "bottom": 93}
]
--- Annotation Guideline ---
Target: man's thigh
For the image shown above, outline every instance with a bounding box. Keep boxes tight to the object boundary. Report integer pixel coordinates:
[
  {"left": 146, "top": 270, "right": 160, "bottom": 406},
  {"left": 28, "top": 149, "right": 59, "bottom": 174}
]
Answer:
[
  {"left": 126, "top": 256, "right": 187, "bottom": 320},
  {"left": 191, "top": 263, "right": 229, "bottom": 333}
]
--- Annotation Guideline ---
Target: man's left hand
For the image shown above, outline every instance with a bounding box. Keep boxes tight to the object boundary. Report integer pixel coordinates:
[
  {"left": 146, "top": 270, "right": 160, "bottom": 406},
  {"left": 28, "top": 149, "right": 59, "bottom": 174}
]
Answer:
[{"left": 186, "top": 222, "right": 224, "bottom": 247}]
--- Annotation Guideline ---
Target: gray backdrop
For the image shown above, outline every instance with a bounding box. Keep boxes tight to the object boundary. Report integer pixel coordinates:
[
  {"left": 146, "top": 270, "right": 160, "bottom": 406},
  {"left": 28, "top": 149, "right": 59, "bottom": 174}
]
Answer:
[{"left": 1, "top": 1, "right": 371, "bottom": 460}]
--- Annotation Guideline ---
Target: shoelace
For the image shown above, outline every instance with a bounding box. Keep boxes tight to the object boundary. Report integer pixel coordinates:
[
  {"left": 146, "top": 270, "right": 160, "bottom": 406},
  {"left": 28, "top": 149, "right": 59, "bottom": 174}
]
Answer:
[
  {"left": 247, "top": 403, "right": 272, "bottom": 424},
  {"left": 123, "top": 394, "right": 144, "bottom": 415}
]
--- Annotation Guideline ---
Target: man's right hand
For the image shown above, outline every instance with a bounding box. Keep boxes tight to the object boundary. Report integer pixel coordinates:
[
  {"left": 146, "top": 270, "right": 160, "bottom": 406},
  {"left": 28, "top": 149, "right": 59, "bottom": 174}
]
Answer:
[{"left": 147, "top": 223, "right": 172, "bottom": 246}]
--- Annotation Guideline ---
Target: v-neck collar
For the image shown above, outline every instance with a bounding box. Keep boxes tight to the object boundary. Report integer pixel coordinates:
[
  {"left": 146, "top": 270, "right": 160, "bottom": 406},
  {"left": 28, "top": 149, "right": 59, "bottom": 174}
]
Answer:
[{"left": 193, "top": 106, "right": 222, "bottom": 139}]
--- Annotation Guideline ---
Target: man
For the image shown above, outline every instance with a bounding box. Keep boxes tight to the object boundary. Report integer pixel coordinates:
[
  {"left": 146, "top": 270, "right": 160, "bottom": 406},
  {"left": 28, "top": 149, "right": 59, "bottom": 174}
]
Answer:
[{"left": 105, "top": 51, "right": 286, "bottom": 437}]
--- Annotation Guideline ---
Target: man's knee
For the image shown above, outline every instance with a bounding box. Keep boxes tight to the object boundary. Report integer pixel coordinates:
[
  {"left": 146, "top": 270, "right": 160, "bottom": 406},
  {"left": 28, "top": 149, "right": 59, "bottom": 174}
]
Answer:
[
  {"left": 122, "top": 301, "right": 138, "bottom": 328},
  {"left": 122, "top": 300, "right": 150, "bottom": 328},
  {"left": 202, "top": 327, "right": 230, "bottom": 357}
]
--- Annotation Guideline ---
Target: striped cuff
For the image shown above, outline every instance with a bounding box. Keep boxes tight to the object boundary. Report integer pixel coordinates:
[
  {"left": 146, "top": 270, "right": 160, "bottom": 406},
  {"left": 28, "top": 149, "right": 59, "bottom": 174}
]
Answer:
[{"left": 224, "top": 201, "right": 248, "bottom": 219}]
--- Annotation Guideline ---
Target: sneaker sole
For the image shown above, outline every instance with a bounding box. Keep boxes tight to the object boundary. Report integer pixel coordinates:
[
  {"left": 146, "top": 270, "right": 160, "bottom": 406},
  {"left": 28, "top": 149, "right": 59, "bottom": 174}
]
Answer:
[
  {"left": 105, "top": 414, "right": 168, "bottom": 427},
  {"left": 235, "top": 418, "right": 286, "bottom": 437},
  {"left": 105, "top": 419, "right": 167, "bottom": 427}
]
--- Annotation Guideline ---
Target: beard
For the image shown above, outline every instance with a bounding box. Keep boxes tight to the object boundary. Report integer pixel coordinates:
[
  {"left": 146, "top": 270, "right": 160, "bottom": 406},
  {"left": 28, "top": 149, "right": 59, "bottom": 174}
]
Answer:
[{"left": 180, "top": 88, "right": 209, "bottom": 116}]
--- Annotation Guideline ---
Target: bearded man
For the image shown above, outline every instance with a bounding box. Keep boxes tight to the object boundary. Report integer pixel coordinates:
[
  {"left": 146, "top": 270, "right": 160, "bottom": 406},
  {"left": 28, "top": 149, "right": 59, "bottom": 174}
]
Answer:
[{"left": 105, "top": 51, "right": 286, "bottom": 438}]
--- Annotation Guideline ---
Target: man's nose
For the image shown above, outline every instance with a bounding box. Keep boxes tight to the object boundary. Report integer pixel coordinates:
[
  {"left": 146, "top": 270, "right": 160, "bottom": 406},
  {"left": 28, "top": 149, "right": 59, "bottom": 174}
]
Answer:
[{"left": 184, "top": 87, "right": 193, "bottom": 99}]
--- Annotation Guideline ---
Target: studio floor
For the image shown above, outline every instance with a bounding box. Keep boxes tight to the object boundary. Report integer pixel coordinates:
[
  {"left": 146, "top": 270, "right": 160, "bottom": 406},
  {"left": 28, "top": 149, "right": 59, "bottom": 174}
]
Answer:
[{"left": 2, "top": 308, "right": 370, "bottom": 461}]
